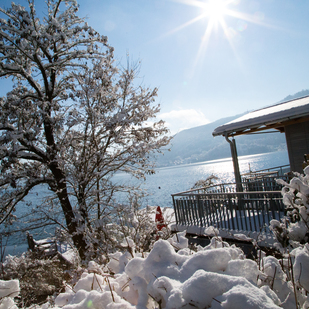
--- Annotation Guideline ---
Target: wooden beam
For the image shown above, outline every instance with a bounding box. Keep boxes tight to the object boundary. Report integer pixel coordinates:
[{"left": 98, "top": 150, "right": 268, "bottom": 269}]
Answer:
[{"left": 227, "top": 115, "right": 309, "bottom": 137}]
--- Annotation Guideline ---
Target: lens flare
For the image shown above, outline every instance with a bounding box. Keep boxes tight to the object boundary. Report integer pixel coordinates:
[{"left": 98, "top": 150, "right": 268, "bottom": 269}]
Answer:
[{"left": 236, "top": 20, "right": 247, "bottom": 32}]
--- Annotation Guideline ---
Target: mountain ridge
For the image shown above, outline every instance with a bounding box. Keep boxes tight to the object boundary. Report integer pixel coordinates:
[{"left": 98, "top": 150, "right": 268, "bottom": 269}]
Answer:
[{"left": 156, "top": 90, "right": 308, "bottom": 167}]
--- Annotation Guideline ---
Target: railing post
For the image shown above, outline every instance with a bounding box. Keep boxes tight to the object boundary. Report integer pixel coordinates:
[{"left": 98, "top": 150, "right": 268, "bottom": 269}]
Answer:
[
  {"left": 270, "top": 194, "right": 276, "bottom": 220},
  {"left": 172, "top": 195, "right": 179, "bottom": 225},
  {"left": 196, "top": 195, "right": 203, "bottom": 227},
  {"left": 227, "top": 195, "right": 235, "bottom": 230}
]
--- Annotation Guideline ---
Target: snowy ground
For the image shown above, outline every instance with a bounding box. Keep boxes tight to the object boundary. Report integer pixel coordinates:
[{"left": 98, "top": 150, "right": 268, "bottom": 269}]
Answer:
[{"left": 1, "top": 229, "right": 309, "bottom": 309}]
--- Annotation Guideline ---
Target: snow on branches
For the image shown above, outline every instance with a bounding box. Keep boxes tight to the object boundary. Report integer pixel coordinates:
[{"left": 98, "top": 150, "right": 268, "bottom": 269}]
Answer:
[
  {"left": 271, "top": 166, "right": 309, "bottom": 249},
  {"left": 0, "top": 0, "right": 170, "bottom": 259}
]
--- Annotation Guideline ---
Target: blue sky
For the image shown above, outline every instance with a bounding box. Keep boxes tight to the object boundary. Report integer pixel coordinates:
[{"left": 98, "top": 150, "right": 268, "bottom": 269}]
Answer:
[{"left": 1, "top": 0, "right": 309, "bottom": 134}]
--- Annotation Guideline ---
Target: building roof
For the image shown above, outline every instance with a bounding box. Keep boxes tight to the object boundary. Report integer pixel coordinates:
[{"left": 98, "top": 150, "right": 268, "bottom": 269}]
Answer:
[{"left": 212, "top": 95, "right": 309, "bottom": 137}]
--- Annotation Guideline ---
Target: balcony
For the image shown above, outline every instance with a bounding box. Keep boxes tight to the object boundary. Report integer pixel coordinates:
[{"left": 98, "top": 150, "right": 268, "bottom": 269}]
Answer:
[{"left": 171, "top": 165, "right": 290, "bottom": 238}]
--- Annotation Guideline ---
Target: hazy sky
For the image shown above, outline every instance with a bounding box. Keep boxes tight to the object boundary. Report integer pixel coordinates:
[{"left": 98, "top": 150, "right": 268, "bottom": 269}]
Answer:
[{"left": 1, "top": 0, "right": 309, "bottom": 134}]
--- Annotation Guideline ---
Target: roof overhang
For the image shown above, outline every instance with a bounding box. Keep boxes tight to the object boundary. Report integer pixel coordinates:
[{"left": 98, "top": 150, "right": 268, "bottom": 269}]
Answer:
[{"left": 212, "top": 95, "right": 309, "bottom": 137}]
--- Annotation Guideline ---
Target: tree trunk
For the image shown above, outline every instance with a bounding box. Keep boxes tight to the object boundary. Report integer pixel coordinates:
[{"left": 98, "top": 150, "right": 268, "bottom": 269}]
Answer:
[
  {"left": 44, "top": 113, "right": 88, "bottom": 259},
  {"left": 56, "top": 171, "right": 87, "bottom": 259},
  {"left": 49, "top": 162, "right": 88, "bottom": 260}
]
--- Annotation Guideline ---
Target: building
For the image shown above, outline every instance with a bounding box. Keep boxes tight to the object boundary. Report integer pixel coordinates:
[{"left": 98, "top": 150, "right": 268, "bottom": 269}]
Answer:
[
  {"left": 212, "top": 95, "right": 309, "bottom": 185},
  {"left": 171, "top": 96, "right": 309, "bottom": 238}
]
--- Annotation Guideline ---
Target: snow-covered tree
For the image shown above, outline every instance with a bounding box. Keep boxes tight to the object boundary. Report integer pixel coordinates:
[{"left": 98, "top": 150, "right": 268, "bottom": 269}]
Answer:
[
  {"left": 270, "top": 166, "right": 309, "bottom": 249},
  {"left": 191, "top": 174, "right": 219, "bottom": 192},
  {"left": 0, "top": 0, "right": 170, "bottom": 259}
]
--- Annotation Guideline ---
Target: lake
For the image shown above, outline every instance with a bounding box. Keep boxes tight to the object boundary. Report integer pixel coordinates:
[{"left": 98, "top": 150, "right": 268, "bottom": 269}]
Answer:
[
  {"left": 113, "top": 150, "right": 290, "bottom": 208},
  {"left": 2, "top": 150, "right": 289, "bottom": 256}
]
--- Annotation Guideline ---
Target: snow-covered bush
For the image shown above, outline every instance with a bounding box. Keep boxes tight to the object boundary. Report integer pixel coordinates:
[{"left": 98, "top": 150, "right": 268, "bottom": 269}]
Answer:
[
  {"left": 1, "top": 253, "right": 73, "bottom": 307},
  {"left": 18, "top": 230, "right": 306, "bottom": 309},
  {"left": 271, "top": 166, "right": 309, "bottom": 249},
  {"left": 191, "top": 174, "right": 219, "bottom": 192},
  {"left": 80, "top": 204, "right": 173, "bottom": 262}
]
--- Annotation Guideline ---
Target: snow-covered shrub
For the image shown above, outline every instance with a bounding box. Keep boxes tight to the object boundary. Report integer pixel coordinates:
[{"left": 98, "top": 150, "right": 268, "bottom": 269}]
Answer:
[
  {"left": 167, "top": 230, "right": 188, "bottom": 250},
  {"left": 191, "top": 174, "right": 219, "bottom": 192},
  {"left": 7, "top": 229, "right": 308, "bottom": 308},
  {"left": 290, "top": 243, "right": 309, "bottom": 299},
  {"left": 1, "top": 253, "right": 73, "bottom": 307},
  {"left": 83, "top": 203, "right": 173, "bottom": 262},
  {"left": 270, "top": 166, "right": 309, "bottom": 249},
  {"left": 46, "top": 232, "right": 309, "bottom": 309}
]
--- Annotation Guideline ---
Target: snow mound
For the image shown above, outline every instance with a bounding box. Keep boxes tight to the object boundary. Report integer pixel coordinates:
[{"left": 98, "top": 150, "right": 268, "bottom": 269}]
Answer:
[
  {"left": 10, "top": 232, "right": 309, "bottom": 308},
  {"left": 0, "top": 279, "right": 19, "bottom": 309},
  {"left": 49, "top": 233, "right": 291, "bottom": 308},
  {"left": 0, "top": 279, "right": 19, "bottom": 298}
]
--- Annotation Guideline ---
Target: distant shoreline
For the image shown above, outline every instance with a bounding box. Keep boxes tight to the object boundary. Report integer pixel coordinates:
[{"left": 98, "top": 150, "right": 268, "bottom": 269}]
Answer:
[{"left": 156, "top": 150, "right": 287, "bottom": 170}]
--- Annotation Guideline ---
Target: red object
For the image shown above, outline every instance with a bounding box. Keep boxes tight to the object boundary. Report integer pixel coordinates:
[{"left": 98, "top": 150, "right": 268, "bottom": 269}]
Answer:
[{"left": 155, "top": 206, "right": 166, "bottom": 231}]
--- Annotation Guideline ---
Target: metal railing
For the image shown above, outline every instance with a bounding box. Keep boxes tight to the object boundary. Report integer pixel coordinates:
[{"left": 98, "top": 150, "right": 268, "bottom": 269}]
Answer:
[
  {"left": 172, "top": 191, "right": 285, "bottom": 234},
  {"left": 241, "top": 164, "right": 290, "bottom": 192},
  {"left": 241, "top": 164, "right": 290, "bottom": 178},
  {"left": 242, "top": 175, "right": 288, "bottom": 192},
  {"left": 180, "top": 175, "right": 289, "bottom": 195},
  {"left": 171, "top": 164, "right": 290, "bottom": 234}
]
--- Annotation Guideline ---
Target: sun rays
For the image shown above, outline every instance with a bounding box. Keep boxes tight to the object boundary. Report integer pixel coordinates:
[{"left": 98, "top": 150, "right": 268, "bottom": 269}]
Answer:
[
  {"left": 195, "top": 0, "right": 235, "bottom": 69},
  {"left": 167, "top": 0, "right": 275, "bottom": 75}
]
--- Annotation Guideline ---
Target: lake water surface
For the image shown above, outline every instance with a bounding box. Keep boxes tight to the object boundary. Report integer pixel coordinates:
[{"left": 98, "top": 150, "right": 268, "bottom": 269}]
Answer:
[
  {"left": 113, "top": 150, "right": 290, "bottom": 208},
  {"left": 3, "top": 150, "right": 289, "bottom": 255}
]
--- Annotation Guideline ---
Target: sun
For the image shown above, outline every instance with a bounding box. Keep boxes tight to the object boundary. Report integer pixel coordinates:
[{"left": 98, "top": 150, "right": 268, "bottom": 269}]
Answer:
[
  {"left": 163, "top": 0, "right": 273, "bottom": 75},
  {"left": 164, "top": 0, "right": 270, "bottom": 73},
  {"left": 202, "top": 0, "right": 229, "bottom": 23},
  {"left": 166, "top": 0, "right": 235, "bottom": 52}
]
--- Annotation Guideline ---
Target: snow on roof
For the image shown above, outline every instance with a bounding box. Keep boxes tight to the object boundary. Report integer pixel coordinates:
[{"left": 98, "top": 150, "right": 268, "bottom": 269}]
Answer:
[{"left": 212, "top": 95, "right": 309, "bottom": 137}]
